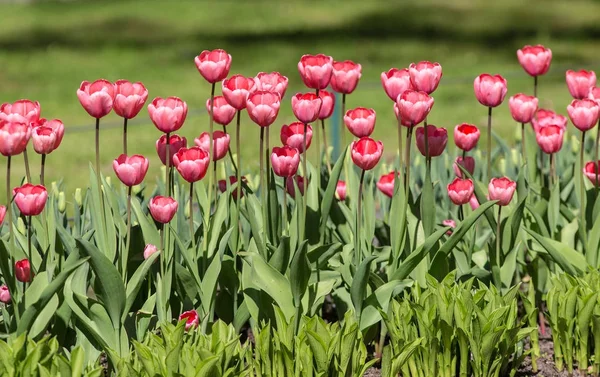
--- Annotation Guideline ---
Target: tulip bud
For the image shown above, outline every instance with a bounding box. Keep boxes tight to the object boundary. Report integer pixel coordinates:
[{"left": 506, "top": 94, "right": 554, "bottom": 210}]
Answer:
[
  {"left": 15, "top": 259, "right": 32, "bottom": 282},
  {"left": 75, "top": 188, "right": 83, "bottom": 207},
  {"left": 498, "top": 158, "right": 507, "bottom": 176},
  {"left": 58, "top": 192, "right": 66, "bottom": 213},
  {"left": 0, "top": 285, "right": 10, "bottom": 304},
  {"left": 184, "top": 203, "right": 190, "bottom": 218},
  {"left": 511, "top": 149, "right": 519, "bottom": 166},
  {"left": 105, "top": 176, "right": 112, "bottom": 188},
  {"left": 17, "top": 218, "right": 26, "bottom": 235},
  {"left": 143, "top": 244, "right": 159, "bottom": 260},
  {"left": 51, "top": 181, "right": 59, "bottom": 195},
  {"left": 514, "top": 126, "right": 522, "bottom": 142}
]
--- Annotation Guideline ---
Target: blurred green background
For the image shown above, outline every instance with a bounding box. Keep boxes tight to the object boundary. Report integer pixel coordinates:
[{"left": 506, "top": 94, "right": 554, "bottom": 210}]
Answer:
[{"left": 0, "top": 0, "right": 599, "bottom": 197}]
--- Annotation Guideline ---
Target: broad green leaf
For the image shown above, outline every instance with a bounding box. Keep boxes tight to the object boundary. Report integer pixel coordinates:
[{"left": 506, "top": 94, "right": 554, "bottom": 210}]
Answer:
[
  {"left": 319, "top": 148, "right": 347, "bottom": 241},
  {"left": 421, "top": 165, "right": 435, "bottom": 237},
  {"left": 290, "top": 240, "right": 310, "bottom": 308},
  {"left": 390, "top": 227, "right": 449, "bottom": 281},
  {"left": 524, "top": 228, "right": 587, "bottom": 276},
  {"left": 350, "top": 255, "right": 376, "bottom": 320},
  {"left": 123, "top": 251, "right": 160, "bottom": 321}
]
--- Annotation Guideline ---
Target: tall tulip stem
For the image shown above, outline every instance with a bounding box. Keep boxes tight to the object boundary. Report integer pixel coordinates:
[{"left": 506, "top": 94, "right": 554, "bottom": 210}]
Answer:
[
  {"left": 487, "top": 107, "right": 493, "bottom": 180},
  {"left": 521, "top": 123, "right": 526, "bottom": 165},
  {"left": 321, "top": 119, "right": 332, "bottom": 173},
  {"left": 223, "top": 124, "right": 238, "bottom": 173},
  {"left": 533, "top": 76, "right": 538, "bottom": 98},
  {"left": 122, "top": 118, "right": 128, "bottom": 155},
  {"left": 235, "top": 110, "right": 242, "bottom": 251},
  {"left": 40, "top": 154, "right": 46, "bottom": 187},
  {"left": 259, "top": 127, "right": 267, "bottom": 246},
  {"left": 27, "top": 216, "right": 33, "bottom": 278},
  {"left": 22, "top": 148, "right": 31, "bottom": 183},
  {"left": 550, "top": 153, "right": 556, "bottom": 187},
  {"left": 315, "top": 88, "right": 321, "bottom": 195},
  {"left": 94, "top": 118, "right": 107, "bottom": 239},
  {"left": 580, "top": 131, "right": 587, "bottom": 232},
  {"left": 397, "top": 117, "right": 403, "bottom": 182},
  {"left": 302, "top": 122, "right": 308, "bottom": 233},
  {"left": 341, "top": 93, "right": 347, "bottom": 149},
  {"left": 159, "top": 226, "right": 165, "bottom": 278},
  {"left": 6, "top": 156, "right": 13, "bottom": 261},
  {"left": 355, "top": 169, "right": 366, "bottom": 265},
  {"left": 282, "top": 177, "right": 288, "bottom": 236},
  {"left": 494, "top": 206, "right": 502, "bottom": 288},
  {"left": 595, "top": 120, "right": 600, "bottom": 191},
  {"left": 405, "top": 126, "right": 414, "bottom": 198},
  {"left": 165, "top": 132, "right": 171, "bottom": 197},
  {"left": 189, "top": 182, "right": 195, "bottom": 248},
  {"left": 207, "top": 82, "right": 216, "bottom": 213},
  {"left": 424, "top": 120, "right": 431, "bottom": 170},
  {"left": 123, "top": 185, "right": 132, "bottom": 281}
]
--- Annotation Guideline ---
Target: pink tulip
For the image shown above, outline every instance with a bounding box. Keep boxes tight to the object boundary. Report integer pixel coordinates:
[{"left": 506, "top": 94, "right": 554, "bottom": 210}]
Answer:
[
  {"left": 0, "top": 285, "right": 10, "bottom": 304},
  {"left": 567, "top": 99, "right": 599, "bottom": 132},
  {"left": 453, "top": 156, "right": 475, "bottom": 177},
  {"left": 15, "top": 259, "right": 31, "bottom": 283},
  {"left": 254, "top": 72, "right": 289, "bottom": 99},
  {"left": 351, "top": 137, "right": 384, "bottom": 171},
  {"left": 0, "top": 99, "right": 40, "bottom": 124},
  {"left": 271, "top": 146, "right": 300, "bottom": 178},
  {"left": 156, "top": 134, "right": 187, "bottom": 166},
  {"left": 246, "top": 91, "right": 281, "bottom": 128},
  {"left": 13, "top": 184, "right": 47, "bottom": 216},
  {"left": 589, "top": 86, "right": 600, "bottom": 105},
  {"left": 442, "top": 219, "right": 456, "bottom": 235},
  {"left": 179, "top": 309, "right": 199, "bottom": 330},
  {"left": 113, "top": 80, "right": 149, "bottom": 119},
  {"left": 222, "top": 75, "right": 256, "bottom": 110},
  {"left": 488, "top": 177, "right": 517, "bottom": 206},
  {"left": 469, "top": 193, "right": 480, "bottom": 210},
  {"left": 566, "top": 69, "right": 596, "bottom": 99},
  {"left": 280, "top": 122, "right": 313, "bottom": 153},
  {"left": 447, "top": 178, "right": 474, "bottom": 205},
  {"left": 292, "top": 93, "right": 322, "bottom": 124},
  {"left": 0, "top": 121, "right": 31, "bottom": 157},
  {"left": 474, "top": 74, "right": 507, "bottom": 108},
  {"left": 509, "top": 94, "right": 539, "bottom": 124},
  {"left": 377, "top": 172, "right": 399, "bottom": 198},
  {"left": 143, "top": 244, "right": 159, "bottom": 260},
  {"left": 31, "top": 126, "right": 58, "bottom": 155},
  {"left": 32, "top": 119, "right": 64, "bottom": 151},
  {"left": 317, "top": 90, "right": 335, "bottom": 120},
  {"left": 536, "top": 125, "right": 564, "bottom": 154},
  {"left": 113, "top": 154, "right": 149, "bottom": 187},
  {"left": 285, "top": 175, "right": 307, "bottom": 198},
  {"left": 381, "top": 68, "right": 413, "bottom": 102},
  {"left": 149, "top": 196, "right": 178, "bottom": 224},
  {"left": 331, "top": 60, "right": 362, "bottom": 94},
  {"left": 335, "top": 181, "right": 347, "bottom": 201},
  {"left": 396, "top": 90, "right": 434, "bottom": 127},
  {"left": 0, "top": 205, "right": 5, "bottom": 225},
  {"left": 194, "top": 49, "right": 232, "bottom": 84},
  {"left": 532, "top": 109, "right": 568, "bottom": 133},
  {"left": 173, "top": 147, "right": 210, "bottom": 183},
  {"left": 194, "top": 131, "right": 230, "bottom": 161},
  {"left": 218, "top": 176, "right": 247, "bottom": 200},
  {"left": 76, "top": 79, "right": 115, "bottom": 118},
  {"left": 517, "top": 45, "right": 552, "bottom": 77},
  {"left": 416, "top": 125, "right": 447, "bottom": 157},
  {"left": 409, "top": 61, "right": 442, "bottom": 94},
  {"left": 148, "top": 97, "right": 188, "bottom": 133},
  {"left": 453, "top": 123, "right": 480, "bottom": 151},
  {"left": 206, "top": 96, "right": 236, "bottom": 126},
  {"left": 344, "top": 107, "right": 376, "bottom": 138},
  {"left": 297, "top": 54, "right": 333, "bottom": 90},
  {"left": 584, "top": 161, "right": 600, "bottom": 186}
]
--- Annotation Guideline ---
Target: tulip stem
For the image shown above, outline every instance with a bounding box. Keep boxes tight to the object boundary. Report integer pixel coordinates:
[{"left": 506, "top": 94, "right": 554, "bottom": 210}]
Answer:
[
  {"left": 159, "top": 226, "right": 165, "bottom": 278},
  {"left": 533, "top": 75, "right": 538, "bottom": 98},
  {"left": 494, "top": 206, "right": 502, "bottom": 289},
  {"left": 165, "top": 132, "right": 171, "bottom": 197},
  {"left": 487, "top": 107, "right": 493, "bottom": 181},
  {"left": 40, "top": 154, "right": 46, "bottom": 187},
  {"left": 27, "top": 216, "right": 34, "bottom": 279},
  {"left": 302, "top": 122, "right": 308, "bottom": 239},
  {"left": 189, "top": 182, "right": 195, "bottom": 248},
  {"left": 282, "top": 177, "right": 288, "bottom": 236},
  {"left": 122, "top": 118, "right": 128, "bottom": 155},
  {"left": 235, "top": 110, "right": 242, "bottom": 252},
  {"left": 315, "top": 88, "right": 321, "bottom": 196},
  {"left": 259, "top": 127, "right": 267, "bottom": 247},
  {"left": 22, "top": 147, "right": 31, "bottom": 184},
  {"left": 580, "top": 131, "right": 587, "bottom": 238},
  {"left": 595, "top": 120, "right": 600, "bottom": 191},
  {"left": 341, "top": 93, "right": 347, "bottom": 150},
  {"left": 94, "top": 118, "right": 107, "bottom": 244},
  {"left": 223, "top": 124, "right": 238, "bottom": 174},
  {"left": 321, "top": 119, "right": 332, "bottom": 173},
  {"left": 123, "top": 186, "right": 132, "bottom": 281},
  {"left": 405, "top": 126, "right": 414, "bottom": 199},
  {"left": 550, "top": 153, "right": 556, "bottom": 187},
  {"left": 355, "top": 169, "right": 365, "bottom": 265},
  {"left": 424, "top": 120, "right": 431, "bottom": 170},
  {"left": 266, "top": 126, "right": 273, "bottom": 241},
  {"left": 6, "top": 156, "right": 14, "bottom": 272},
  {"left": 521, "top": 123, "right": 527, "bottom": 166},
  {"left": 207, "top": 82, "right": 216, "bottom": 215},
  {"left": 397, "top": 117, "right": 403, "bottom": 182}
]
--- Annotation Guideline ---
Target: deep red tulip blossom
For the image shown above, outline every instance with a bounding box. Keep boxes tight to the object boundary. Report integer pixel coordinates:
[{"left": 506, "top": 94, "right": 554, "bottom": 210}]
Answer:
[
  {"left": 218, "top": 175, "right": 247, "bottom": 200},
  {"left": 286, "top": 175, "right": 307, "bottom": 198},
  {"left": 416, "top": 125, "right": 447, "bottom": 157},
  {"left": 156, "top": 134, "right": 187, "bottom": 166},
  {"left": 453, "top": 156, "right": 475, "bottom": 177},
  {"left": 447, "top": 178, "right": 474, "bottom": 205},
  {"left": 179, "top": 309, "right": 199, "bottom": 330},
  {"left": 584, "top": 161, "right": 600, "bottom": 186},
  {"left": 15, "top": 259, "right": 31, "bottom": 283},
  {"left": 377, "top": 172, "right": 400, "bottom": 198},
  {"left": 173, "top": 147, "right": 210, "bottom": 183}
]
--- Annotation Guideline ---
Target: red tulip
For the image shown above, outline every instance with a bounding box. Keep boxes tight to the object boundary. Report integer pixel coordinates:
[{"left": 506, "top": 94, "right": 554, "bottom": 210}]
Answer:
[
  {"left": 113, "top": 154, "right": 149, "bottom": 187},
  {"left": 280, "top": 122, "right": 313, "bottom": 152},
  {"left": 474, "top": 74, "right": 507, "bottom": 108},
  {"left": 292, "top": 93, "right": 322, "bottom": 124},
  {"left": 254, "top": 72, "right": 289, "bottom": 99},
  {"left": 218, "top": 175, "right": 247, "bottom": 200},
  {"left": 76, "top": 79, "right": 115, "bottom": 118},
  {"left": 416, "top": 125, "right": 447, "bottom": 157},
  {"left": 222, "top": 75, "right": 256, "bottom": 110},
  {"left": 509, "top": 93, "right": 539, "bottom": 124},
  {"left": 566, "top": 69, "right": 596, "bottom": 99},
  {"left": 517, "top": 45, "right": 552, "bottom": 77},
  {"left": 0, "top": 285, "right": 10, "bottom": 304},
  {"left": 156, "top": 134, "right": 187, "bottom": 166},
  {"left": 143, "top": 244, "right": 159, "bottom": 260},
  {"left": 532, "top": 109, "right": 567, "bottom": 133},
  {"left": 344, "top": 107, "right": 376, "bottom": 138},
  {"left": 0, "top": 205, "right": 5, "bottom": 225},
  {"left": 488, "top": 177, "right": 517, "bottom": 206},
  {"left": 13, "top": 184, "right": 47, "bottom": 216},
  {"left": 206, "top": 96, "right": 236, "bottom": 126},
  {"left": 535, "top": 125, "right": 564, "bottom": 154},
  {"left": 453, "top": 156, "right": 475, "bottom": 177},
  {"left": 149, "top": 195, "right": 178, "bottom": 224},
  {"left": 0, "top": 120, "right": 31, "bottom": 157},
  {"left": 351, "top": 137, "right": 384, "bottom": 170},
  {"left": 409, "top": 61, "right": 442, "bottom": 94},
  {"left": 15, "top": 259, "right": 31, "bottom": 283},
  {"left": 173, "top": 147, "right": 210, "bottom": 183},
  {"left": 447, "top": 178, "right": 474, "bottom": 205},
  {"left": 453, "top": 123, "right": 480, "bottom": 152},
  {"left": 331, "top": 60, "right": 362, "bottom": 94},
  {"left": 335, "top": 181, "right": 347, "bottom": 201},
  {"left": 381, "top": 68, "right": 413, "bottom": 102},
  {"left": 271, "top": 146, "right": 300, "bottom": 178},
  {"left": 178, "top": 309, "right": 199, "bottom": 330},
  {"left": 32, "top": 119, "right": 64, "bottom": 151},
  {"left": 589, "top": 86, "right": 600, "bottom": 105},
  {"left": 317, "top": 90, "right": 335, "bottom": 120},
  {"left": 148, "top": 97, "right": 188, "bottom": 133},
  {"left": 113, "top": 80, "right": 149, "bottom": 119},
  {"left": 194, "top": 49, "right": 232, "bottom": 84},
  {"left": 396, "top": 90, "right": 434, "bottom": 127},
  {"left": 285, "top": 175, "right": 307, "bottom": 198},
  {"left": 194, "top": 131, "right": 230, "bottom": 161},
  {"left": 297, "top": 54, "right": 333, "bottom": 90},
  {"left": 377, "top": 172, "right": 399, "bottom": 198},
  {"left": 567, "top": 99, "right": 599, "bottom": 132},
  {"left": 0, "top": 99, "right": 40, "bottom": 124},
  {"left": 246, "top": 91, "right": 281, "bottom": 127},
  {"left": 584, "top": 161, "right": 600, "bottom": 185}
]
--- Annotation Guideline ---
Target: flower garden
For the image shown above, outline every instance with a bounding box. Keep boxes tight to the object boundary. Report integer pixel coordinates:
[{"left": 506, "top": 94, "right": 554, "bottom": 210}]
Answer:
[{"left": 0, "top": 45, "right": 598, "bottom": 377}]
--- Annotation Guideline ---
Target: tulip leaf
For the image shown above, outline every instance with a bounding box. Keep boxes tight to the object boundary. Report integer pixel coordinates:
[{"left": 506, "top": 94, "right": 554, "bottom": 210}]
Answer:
[
  {"left": 390, "top": 227, "right": 449, "bottom": 282},
  {"left": 359, "top": 279, "right": 413, "bottom": 331},
  {"left": 350, "top": 255, "right": 377, "bottom": 320},
  {"left": 524, "top": 228, "right": 587, "bottom": 276},
  {"left": 123, "top": 251, "right": 160, "bottom": 321},
  {"left": 421, "top": 163, "right": 435, "bottom": 237},
  {"left": 319, "top": 148, "right": 347, "bottom": 241},
  {"left": 290, "top": 240, "right": 310, "bottom": 308},
  {"left": 130, "top": 197, "right": 160, "bottom": 247}
]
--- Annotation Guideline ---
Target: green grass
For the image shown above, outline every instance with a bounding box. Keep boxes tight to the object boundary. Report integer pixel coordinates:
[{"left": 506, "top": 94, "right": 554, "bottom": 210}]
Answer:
[{"left": 1, "top": 0, "right": 599, "bottom": 196}]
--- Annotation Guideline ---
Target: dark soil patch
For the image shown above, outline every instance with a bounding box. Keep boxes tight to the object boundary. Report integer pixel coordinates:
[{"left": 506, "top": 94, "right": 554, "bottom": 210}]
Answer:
[{"left": 363, "top": 367, "right": 381, "bottom": 377}]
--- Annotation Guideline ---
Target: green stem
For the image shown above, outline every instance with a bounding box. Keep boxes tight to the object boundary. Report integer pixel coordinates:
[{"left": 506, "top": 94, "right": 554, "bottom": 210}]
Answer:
[
  {"left": 22, "top": 147, "right": 31, "bottom": 183},
  {"left": 494, "top": 206, "right": 502, "bottom": 288},
  {"left": 487, "top": 107, "right": 492, "bottom": 181},
  {"left": 40, "top": 154, "right": 46, "bottom": 187},
  {"left": 159, "top": 227, "right": 165, "bottom": 279},
  {"left": 234, "top": 110, "right": 242, "bottom": 254},
  {"left": 397, "top": 117, "right": 403, "bottom": 182},
  {"left": 315, "top": 88, "right": 321, "bottom": 196},
  {"left": 533, "top": 75, "right": 538, "bottom": 98},
  {"left": 341, "top": 93, "right": 347, "bottom": 150},
  {"left": 423, "top": 119, "right": 430, "bottom": 169},
  {"left": 6, "top": 156, "right": 15, "bottom": 290},
  {"left": 302, "top": 122, "right": 308, "bottom": 240},
  {"left": 550, "top": 153, "right": 556, "bottom": 188},
  {"left": 321, "top": 119, "right": 332, "bottom": 173},
  {"left": 95, "top": 118, "right": 107, "bottom": 244},
  {"left": 521, "top": 122, "right": 526, "bottom": 165},
  {"left": 123, "top": 185, "right": 132, "bottom": 281},
  {"left": 356, "top": 169, "right": 365, "bottom": 265},
  {"left": 405, "top": 126, "right": 414, "bottom": 199},
  {"left": 189, "top": 181, "right": 195, "bottom": 248},
  {"left": 207, "top": 82, "right": 216, "bottom": 217},
  {"left": 581, "top": 131, "right": 587, "bottom": 236},
  {"left": 165, "top": 132, "right": 171, "bottom": 196},
  {"left": 223, "top": 124, "right": 238, "bottom": 174},
  {"left": 123, "top": 117, "right": 128, "bottom": 155},
  {"left": 27, "top": 215, "right": 33, "bottom": 279},
  {"left": 259, "top": 127, "right": 267, "bottom": 247},
  {"left": 282, "top": 178, "right": 288, "bottom": 236},
  {"left": 595, "top": 120, "right": 599, "bottom": 191}
]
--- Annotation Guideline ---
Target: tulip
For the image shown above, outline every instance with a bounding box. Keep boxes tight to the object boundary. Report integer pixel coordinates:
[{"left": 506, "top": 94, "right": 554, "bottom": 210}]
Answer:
[
  {"left": 148, "top": 97, "right": 188, "bottom": 133},
  {"left": 447, "top": 178, "right": 474, "bottom": 205},
  {"left": 566, "top": 69, "right": 596, "bottom": 99},
  {"left": 536, "top": 125, "right": 564, "bottom": 154},
  {"left": 178, "top": 309, "right": 199, "bottom": 330},
  {"left": 113, "top": 80, "right": 148, "bottom": 119},
  {"left": 292, "top": 93, "right": 322, "bottom": 124},
  {"left": 567, "top": 99, "right": 599, "bottom": 132},
  {"left": 381, "top": 68, "right": 413, "bottom": 102},
  {"left": 0, "top": 285, "right": 9, "bottom": 304},
  {"left": 509, "top": 94, "right": 539, "bottom": 124},
  {"left": 453, "top": 156, "right": 476, "bottom": 177},
  {"left": 331, "top": 60, "right": 362, "bottom": 94},
  {"left": 0, "top": 99, "right": 40, "bottom": 124},
  {"left": 416, "top": 125, "right": 447, "bottom": 158},
  {"left": 173, "top": 147, "right": 210, "bottom": 183},
  {"left": 156, "top": 134, "right": 187, "bottom": 166},
  {"left": 15, "top": 259, "right": 31, "bottom": 283},
  {"left": 285, "top": 175, "right": 307, "bottom": 198},
  {"left": 473, "top": 74, "right": 507, "bottom": 108},
  {"left": 584, "top": 161, "right": 600, "bottom": 186},
  {"left": 344, "top": 107, "right": 376, "bottom": 138},
  {"left": 76, "top": 79, "right": 115, "bottom": 119},
  {"left": 195, "top": 131, "right": 230, "bottom": 161},
  {"left": 143, "top": 244, "right": 159, "bottom": 260},
  {"left": 31, "top": 119, "right": 64, "bottom": 151},
  {"left": 254, "top": 72, "right": 289, "bottom": 99},
  {"left": 113, "top": 154, "right": 149, "bottom": 187},
  {"left": 317, "top": 90, "right": 335, "bottom": 120},
  {"left": 442, "top": 219, "right": 456, "bottom": 235},
  {"left": 517, "top": 45, "right": 552, "bottom": 77},
  {"left": 454, "top": 123, "right": 480, "bottom": 152},
  {"left": 351, "top": 137, "right": 384, "bottom": 171},
  {"left": 31, "top": 126, "right": 59, "bottom": 155},
  {"left": 335, "top": 181, "right": 347, "bottom": 201},
  {"left": 218, "top": 175, "right": 247, "bottom": 200},
  {"left": 0, "top": 205, "right": 5, "bottom": 225},
  {"left": 0, "top": 121, "right": 31, "bottom": 157},
  {"left": 532, "top": 109, "right": 568, "bottom": 133},
  {"left": 149, "top": 196, "right": 178, "bottom": 224},
  {"left": 206, "top": 96, "right": 236, "bottom": 126},
  {"left": 222, "top": 75, "right": 256, "bottom": 110},
  {"left": 469, "top": 193, "right": 480, "bottom": 210},
  {"left": 297, "top": 54, "right": 333, "bottom": 90},
  {"left": 271, "top": 146, "right": 300, "bottom": 178},
  {"left": 13, "top": 184, "right": 47, "bottom": 216},
  {"left": 194, "top": 49, "right": 232, "bottom": 84},
  {"left": 488, "top": 177, "right": 516, "bottom": 206},
  {"left": 409, "top": 61, "right": 442, "bottom": 94},
  {"left": 280, "top": 122, "right": 313, "bottom": 153},
  {"left": 377, "top": 172, "right": 399, "bottom": 198},
  {"left": 589, "top": 87, "right": 600, "bottom": 104},
  {"left": 396, "top": 90, "right": 434, "bottom": 127},
  {"left": 246, "top": 91, "right": 281, "bottom": 128}
]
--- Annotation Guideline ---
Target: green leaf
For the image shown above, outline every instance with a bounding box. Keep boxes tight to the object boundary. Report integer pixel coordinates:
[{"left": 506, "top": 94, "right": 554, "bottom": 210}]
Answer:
[
  {"left": 439, "top": 201, "right": 496, "bottom": 256},
  {"left": 319, "top": 148, "right": 347, "bottom": 241},
  {"left": 421, "top": 165, "right": 435, "bottom": 237},
  {"left": 290, "top": 240, "right": 310, "bottom": 308},
  {"left": 390, "top": 227, "right": 449, "bottom": 281},
  {"left": 123, "top": 251, "right": 160, "bottom": 321},
  {"left": 360, "top": 279, "right": 413, "bottom": 330},
  {"left": 524, "top": 228, "right": 587, "bottom": 276},
  {"left": 350, "top": 255, "right": 376, "bottom": 320}
]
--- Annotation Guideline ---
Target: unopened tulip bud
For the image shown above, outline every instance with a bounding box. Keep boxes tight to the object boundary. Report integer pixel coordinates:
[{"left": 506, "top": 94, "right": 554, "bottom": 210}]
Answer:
[
  {"left": 511, "top": 149, "right": 519, "bottom": 166},
  {"left": 498, "top": 158, "right": 507, "bottom": 176},
  {"left": 51, "top": 182, "right": 59, "bottom": 195},
  {"left": 75, "top": 188, "right": 83, "bottom": 207},
  {"left": 105, "top": 176, "right": 112, "bottom": 188},
  {"left": 514, "top": 126, "right": 522, "bottom": 142},
  {"left": 58, "top": 192, "right": 66, "bottom": 212},
  {"left": 184, "top": 203, "right": 190, "bottom": 218}
]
